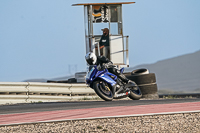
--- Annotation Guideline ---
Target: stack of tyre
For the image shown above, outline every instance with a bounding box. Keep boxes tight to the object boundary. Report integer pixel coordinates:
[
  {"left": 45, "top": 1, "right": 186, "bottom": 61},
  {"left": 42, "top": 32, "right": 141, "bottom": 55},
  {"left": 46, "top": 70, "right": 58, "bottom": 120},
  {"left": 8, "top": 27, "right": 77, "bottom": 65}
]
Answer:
[{"left": 125, "top": 68, "right": 159, "bottom": 99}]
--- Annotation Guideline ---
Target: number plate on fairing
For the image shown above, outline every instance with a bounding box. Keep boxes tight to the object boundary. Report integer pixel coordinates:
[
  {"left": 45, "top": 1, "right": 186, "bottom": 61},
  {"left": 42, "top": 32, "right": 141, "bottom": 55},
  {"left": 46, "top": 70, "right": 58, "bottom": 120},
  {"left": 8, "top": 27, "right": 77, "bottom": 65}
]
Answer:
[
  {"left": 86, "top": 67, "right": 95, "bottom": 80},
  {"left": 115, "top": 91, "right": 130, "bottom": 97}
]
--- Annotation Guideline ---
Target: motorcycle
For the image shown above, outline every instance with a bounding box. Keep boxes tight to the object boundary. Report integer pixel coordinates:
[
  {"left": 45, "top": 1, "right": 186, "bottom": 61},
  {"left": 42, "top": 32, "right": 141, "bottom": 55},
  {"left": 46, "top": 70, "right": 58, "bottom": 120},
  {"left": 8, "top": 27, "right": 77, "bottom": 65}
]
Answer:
[{"left": 86, "top": 65, "right": 142, "bottom": 101}]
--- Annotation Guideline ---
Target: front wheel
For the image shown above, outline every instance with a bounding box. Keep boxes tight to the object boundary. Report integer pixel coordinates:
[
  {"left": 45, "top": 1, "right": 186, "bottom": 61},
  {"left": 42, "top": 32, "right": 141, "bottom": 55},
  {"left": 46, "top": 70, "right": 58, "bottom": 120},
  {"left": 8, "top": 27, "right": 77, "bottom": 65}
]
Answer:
[
  {"left": 129, "top": 86, "right": 142, "bottom": 100},
  {"left": 93, "top": 80, "right": 113, "bottom": 101}
]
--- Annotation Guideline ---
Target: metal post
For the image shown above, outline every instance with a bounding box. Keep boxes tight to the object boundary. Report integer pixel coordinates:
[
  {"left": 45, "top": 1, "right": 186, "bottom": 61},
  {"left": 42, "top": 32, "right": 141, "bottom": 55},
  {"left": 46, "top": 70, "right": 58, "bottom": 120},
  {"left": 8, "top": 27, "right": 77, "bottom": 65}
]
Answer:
[
  {"left": 84, "top": 6, "right": 89, "bottom": 54},
  {"left": 108, "top": 5, "right": 111, "bottom": 34},
  {"left": 92, "top": 36, "right": 95, "bottom": 54},
  {"left": 126, "top": 36, "right": 129, "bottom": 67},
  {"left": 97, "top": 42, "right": 100, "bottom": 56},
  {"left": 89, "top": 5, "right": 93, "bottom": 36}
]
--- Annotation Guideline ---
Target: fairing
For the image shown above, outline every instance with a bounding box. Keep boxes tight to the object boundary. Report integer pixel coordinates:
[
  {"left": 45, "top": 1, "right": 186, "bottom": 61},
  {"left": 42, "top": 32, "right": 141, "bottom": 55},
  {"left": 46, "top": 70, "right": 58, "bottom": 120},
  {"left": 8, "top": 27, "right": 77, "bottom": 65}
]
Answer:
[{"left": 86, "top": 65, "right": 117, "bottom": 86}]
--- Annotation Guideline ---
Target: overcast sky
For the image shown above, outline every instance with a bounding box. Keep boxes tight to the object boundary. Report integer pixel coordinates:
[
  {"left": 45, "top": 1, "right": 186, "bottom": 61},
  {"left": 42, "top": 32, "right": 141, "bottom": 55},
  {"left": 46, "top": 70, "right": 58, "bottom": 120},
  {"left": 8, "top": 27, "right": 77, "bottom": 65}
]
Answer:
[{"left": 0, "top": 0, "right": 200, "bottom": 82}]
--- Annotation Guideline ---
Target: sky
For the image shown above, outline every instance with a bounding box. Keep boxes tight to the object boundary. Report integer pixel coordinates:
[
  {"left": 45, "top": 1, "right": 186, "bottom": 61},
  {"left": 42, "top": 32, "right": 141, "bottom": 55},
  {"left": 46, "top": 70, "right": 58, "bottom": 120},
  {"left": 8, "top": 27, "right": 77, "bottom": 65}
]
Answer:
[{"left": 0, "top": 0, "right": 200, "bottom": 82}]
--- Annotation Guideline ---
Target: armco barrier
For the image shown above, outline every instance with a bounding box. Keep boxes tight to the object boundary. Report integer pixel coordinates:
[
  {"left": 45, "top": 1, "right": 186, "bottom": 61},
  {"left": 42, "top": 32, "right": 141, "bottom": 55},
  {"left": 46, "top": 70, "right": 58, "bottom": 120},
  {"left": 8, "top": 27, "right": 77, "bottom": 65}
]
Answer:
[
  {"left": 1, "top": 82, "right": 200, "bottom": 105},
  {"left": 0, "top": 82, "right": 97, "bottom": 104}
]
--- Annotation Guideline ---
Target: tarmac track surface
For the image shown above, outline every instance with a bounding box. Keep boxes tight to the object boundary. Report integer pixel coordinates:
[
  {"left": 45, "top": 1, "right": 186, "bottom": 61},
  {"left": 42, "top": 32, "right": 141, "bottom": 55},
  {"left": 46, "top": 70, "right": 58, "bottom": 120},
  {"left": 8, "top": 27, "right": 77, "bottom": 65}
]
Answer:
[{"left": 0, "top": 99, "right": 200, "bottom": 126}]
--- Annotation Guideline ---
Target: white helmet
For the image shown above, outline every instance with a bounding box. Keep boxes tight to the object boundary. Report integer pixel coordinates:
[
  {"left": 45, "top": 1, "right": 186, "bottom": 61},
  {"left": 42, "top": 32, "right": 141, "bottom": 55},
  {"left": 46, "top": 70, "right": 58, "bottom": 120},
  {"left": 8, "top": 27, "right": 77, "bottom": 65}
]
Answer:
[{"left": 85, "top": 52, "right": 97, "bottom": 65}]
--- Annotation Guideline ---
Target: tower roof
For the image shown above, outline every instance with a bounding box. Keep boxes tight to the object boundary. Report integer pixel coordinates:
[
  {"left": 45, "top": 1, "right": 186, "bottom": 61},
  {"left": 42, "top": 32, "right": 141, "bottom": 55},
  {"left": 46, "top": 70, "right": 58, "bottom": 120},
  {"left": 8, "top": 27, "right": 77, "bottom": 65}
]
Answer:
[{"left": 72, "top": 2, "right": 135, "bottom": 6}]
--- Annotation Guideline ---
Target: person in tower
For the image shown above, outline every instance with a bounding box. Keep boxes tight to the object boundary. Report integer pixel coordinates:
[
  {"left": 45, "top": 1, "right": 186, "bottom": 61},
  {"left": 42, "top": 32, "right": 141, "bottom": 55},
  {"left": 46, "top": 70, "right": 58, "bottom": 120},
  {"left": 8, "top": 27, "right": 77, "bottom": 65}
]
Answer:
[{"left": 99, "top": 28, "right": 110, "bottom": 59}]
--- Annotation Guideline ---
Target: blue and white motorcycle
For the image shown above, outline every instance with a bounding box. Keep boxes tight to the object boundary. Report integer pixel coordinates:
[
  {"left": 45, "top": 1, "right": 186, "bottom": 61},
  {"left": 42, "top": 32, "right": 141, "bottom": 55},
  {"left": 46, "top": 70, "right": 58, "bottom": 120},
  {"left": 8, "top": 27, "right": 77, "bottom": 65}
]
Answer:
[{"left": 86, "top": 65, "right": 142, "bottom": 101}]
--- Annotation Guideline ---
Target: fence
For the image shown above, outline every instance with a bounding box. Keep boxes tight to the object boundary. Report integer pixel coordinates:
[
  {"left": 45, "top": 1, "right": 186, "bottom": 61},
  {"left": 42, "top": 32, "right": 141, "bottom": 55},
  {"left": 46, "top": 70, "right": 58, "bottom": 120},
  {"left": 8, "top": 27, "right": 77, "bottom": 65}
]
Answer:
[
  {"left": 0, "top": 82, "right": 97, "bottom": 104},
  {"left": 1, "top": 82, "right": 199, "bottom": 105}
]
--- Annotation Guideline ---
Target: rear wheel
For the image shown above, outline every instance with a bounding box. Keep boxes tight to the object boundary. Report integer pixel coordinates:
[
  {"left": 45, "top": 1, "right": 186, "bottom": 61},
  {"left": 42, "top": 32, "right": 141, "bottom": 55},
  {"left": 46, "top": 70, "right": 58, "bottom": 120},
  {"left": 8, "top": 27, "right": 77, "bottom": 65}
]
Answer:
[
  {"left": 93, "top": 80, "right": 113, "bottom": 101},
  {"left": 129, "top": 86, "right": 142, "bottom": 100}
]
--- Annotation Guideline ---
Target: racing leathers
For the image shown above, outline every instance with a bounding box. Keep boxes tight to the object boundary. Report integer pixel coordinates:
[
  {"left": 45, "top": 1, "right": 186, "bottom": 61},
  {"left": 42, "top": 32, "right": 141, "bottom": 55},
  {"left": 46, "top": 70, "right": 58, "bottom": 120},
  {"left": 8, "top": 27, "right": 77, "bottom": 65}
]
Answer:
[{"left": 96, "top": 56, "right": 129, "bottom": 84}]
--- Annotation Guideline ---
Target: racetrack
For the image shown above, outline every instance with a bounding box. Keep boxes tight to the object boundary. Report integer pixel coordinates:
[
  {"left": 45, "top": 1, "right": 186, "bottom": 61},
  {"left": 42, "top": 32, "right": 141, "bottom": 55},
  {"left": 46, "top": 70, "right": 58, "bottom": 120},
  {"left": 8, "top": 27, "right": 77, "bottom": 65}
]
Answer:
[
  {"left": 0, "top": 98, "right": 199, "bottom": 115},
  {"left": 0, "top": 98, "right": 200, "bottom": 132},
  {"left": 0, "top": 99, "right": 200, "bottom": 124}
]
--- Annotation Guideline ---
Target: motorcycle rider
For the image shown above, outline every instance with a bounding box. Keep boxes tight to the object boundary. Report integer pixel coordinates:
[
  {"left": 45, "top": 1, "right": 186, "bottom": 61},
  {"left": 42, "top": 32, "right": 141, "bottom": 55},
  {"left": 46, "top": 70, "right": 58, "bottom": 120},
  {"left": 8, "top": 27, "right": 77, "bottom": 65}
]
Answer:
[{"left": 85, "top": 52, "right": 132, "bottom": 87}]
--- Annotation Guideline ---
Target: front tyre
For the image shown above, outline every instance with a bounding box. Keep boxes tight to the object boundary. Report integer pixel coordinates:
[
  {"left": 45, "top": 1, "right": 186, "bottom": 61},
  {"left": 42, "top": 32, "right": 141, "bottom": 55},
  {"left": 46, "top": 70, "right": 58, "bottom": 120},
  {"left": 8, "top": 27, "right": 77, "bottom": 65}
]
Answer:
[
  {"left": 129, "top": 86, "right": 142, "bottom": 100},
  {"left": 93, "top": 80, "right": 113, "bottom": 101}
]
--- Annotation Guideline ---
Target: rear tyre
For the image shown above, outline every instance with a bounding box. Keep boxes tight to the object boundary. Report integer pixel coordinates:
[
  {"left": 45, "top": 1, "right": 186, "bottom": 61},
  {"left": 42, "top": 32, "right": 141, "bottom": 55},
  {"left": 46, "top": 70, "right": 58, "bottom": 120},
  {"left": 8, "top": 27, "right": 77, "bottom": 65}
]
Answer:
[
  {"left": 129, "top": 86, "right": 142, "bottom": 100},
  {"left": 93, "top": 80, "right": 113, "bottom": 101}
]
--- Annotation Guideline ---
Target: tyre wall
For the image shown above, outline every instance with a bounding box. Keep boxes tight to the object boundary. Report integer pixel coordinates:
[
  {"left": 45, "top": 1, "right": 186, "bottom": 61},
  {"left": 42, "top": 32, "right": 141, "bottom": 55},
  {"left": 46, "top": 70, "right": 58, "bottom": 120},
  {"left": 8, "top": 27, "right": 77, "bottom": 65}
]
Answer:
[{"left": 125, "top": 69, "right": 159, "bottom": 99}]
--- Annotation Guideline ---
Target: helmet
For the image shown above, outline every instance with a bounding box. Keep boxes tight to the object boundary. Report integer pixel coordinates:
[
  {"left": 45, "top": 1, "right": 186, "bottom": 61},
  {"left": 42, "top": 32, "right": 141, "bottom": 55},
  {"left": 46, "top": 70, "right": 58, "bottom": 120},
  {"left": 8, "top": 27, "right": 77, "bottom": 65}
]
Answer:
[{"left": 85, "top": 52, "right": 97, "bottom": 65}]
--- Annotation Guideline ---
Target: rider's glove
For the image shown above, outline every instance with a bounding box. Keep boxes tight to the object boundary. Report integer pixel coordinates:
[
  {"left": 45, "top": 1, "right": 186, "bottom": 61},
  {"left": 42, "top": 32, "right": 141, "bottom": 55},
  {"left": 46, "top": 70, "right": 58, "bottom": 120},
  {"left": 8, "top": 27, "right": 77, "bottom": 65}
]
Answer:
[
  {"left": 97, "top": 64, "right": 101, "bottom": 70},
  {"left": 104, "top": 64, "right": 109, "bottom": 68},
  {"left": 103, "top": 62, "right": 113, "bottom": 69}
]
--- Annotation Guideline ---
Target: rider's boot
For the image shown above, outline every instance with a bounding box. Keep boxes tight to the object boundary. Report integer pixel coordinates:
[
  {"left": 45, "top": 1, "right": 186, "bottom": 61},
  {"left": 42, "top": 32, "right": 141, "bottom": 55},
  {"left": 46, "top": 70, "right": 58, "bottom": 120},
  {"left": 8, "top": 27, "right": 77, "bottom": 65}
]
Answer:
[
  {"left": 116, "top": 74, "right": 131, "bottom": 92},
  {"left": 117, "top": 73, "right": 138, "bottom": 90},
  {"left": 117, "top": 73, "right": 129, "bottom": 83},
  {"left": 126, "top": 80, "right": 137, "bottom": 87},
  {"left": 118, "top": 74, "right": 131, "bottom": 85}
]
